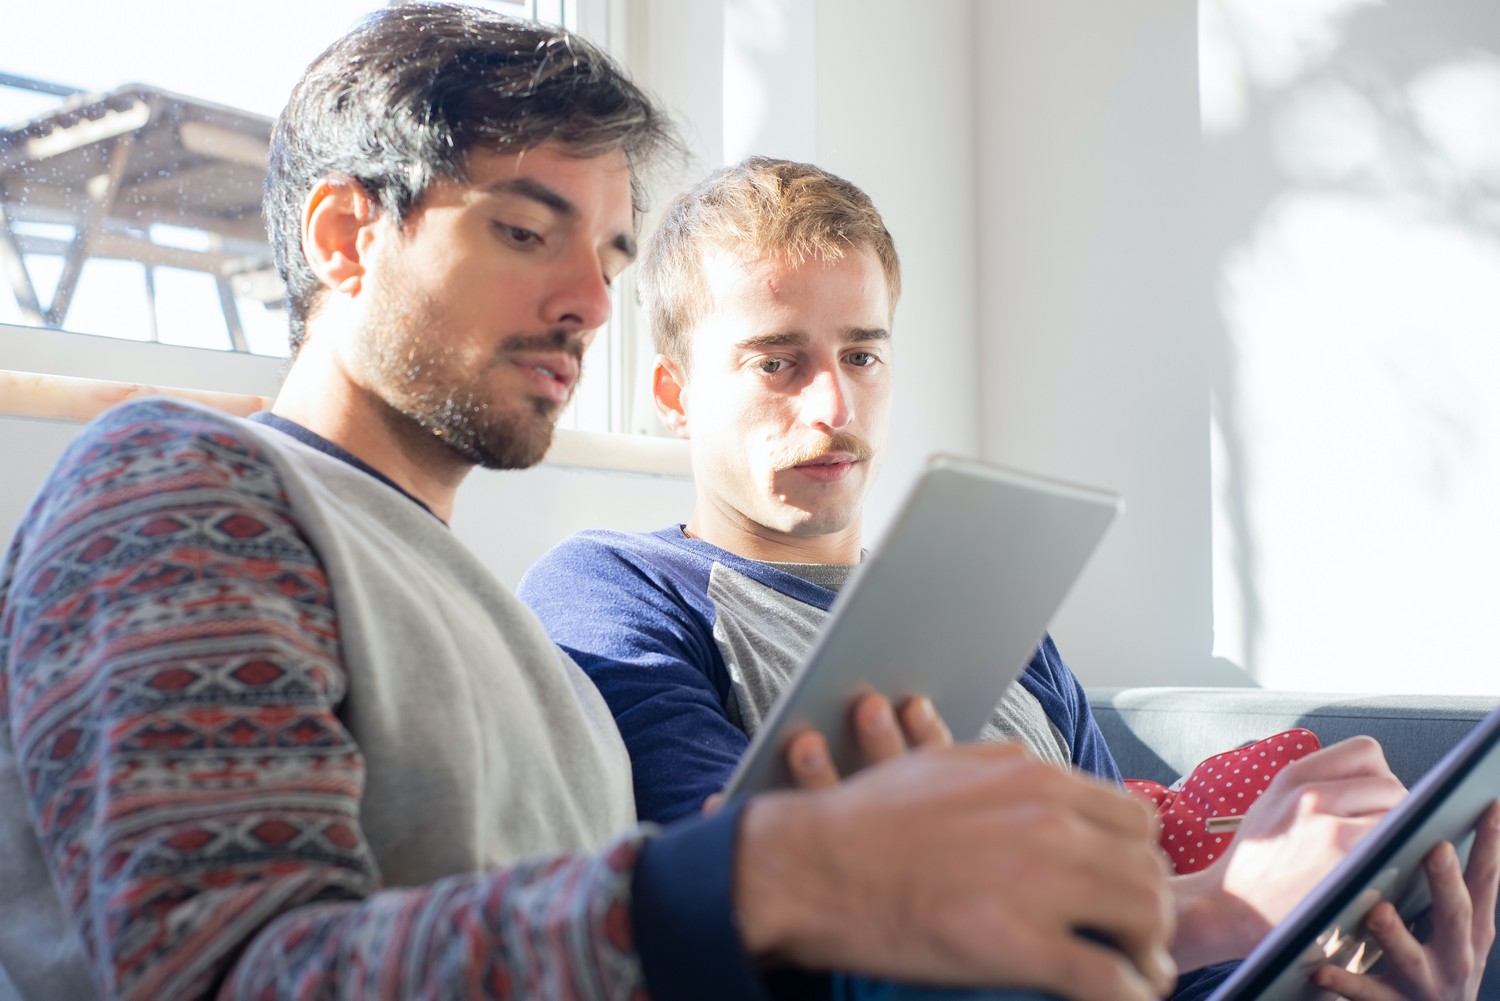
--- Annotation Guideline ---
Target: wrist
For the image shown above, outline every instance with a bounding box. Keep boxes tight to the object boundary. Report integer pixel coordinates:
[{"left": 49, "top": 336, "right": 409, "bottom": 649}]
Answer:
[
  {"left": 733, "top": 791, "right": 845, "bottom": 968},
  {"left": 631, "top": 806, "right": 765, "bottom": 1001},
  {"left": 1169, "top": 868, "right": 1267, "bottom": 971}
]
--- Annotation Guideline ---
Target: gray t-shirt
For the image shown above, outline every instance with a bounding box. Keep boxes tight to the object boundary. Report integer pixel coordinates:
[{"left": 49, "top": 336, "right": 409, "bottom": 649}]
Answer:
[{"left": 710, "top": 559, "right": 1071, "bottom": 765}]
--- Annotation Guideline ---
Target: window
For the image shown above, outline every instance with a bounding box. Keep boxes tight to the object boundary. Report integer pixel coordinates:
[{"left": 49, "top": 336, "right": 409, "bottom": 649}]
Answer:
[{"left": 0, "top": 0, "right": 627, "bottom": 432}]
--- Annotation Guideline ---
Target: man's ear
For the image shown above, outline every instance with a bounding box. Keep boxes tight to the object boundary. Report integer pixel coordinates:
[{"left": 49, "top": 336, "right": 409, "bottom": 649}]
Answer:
[
  {"left": 302, "top": 179, "right": 379, "bottom": 295},
  {"left": 652, "top": 354, "right": 691, "bottom": 439}
]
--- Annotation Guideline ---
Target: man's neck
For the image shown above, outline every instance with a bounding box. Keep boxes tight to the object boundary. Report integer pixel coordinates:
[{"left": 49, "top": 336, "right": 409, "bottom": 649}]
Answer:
[
  {"left": 272, "top": 349, "right": 469, "bottom": 523},
  {"left": 683, "top": 507, "right": 862, "bottom": 566}
]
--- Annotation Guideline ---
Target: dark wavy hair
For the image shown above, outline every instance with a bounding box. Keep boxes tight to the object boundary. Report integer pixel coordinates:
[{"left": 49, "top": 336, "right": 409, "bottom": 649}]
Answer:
[{"left": 264, "top": 1, "right": 679, "bottom": 354}]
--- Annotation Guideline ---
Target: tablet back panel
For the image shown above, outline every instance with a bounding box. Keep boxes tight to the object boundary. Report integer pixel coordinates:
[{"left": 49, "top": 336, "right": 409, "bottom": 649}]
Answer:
[
  {"left": 722, "top": 454, "right": 1122, "bottom": 797},
  {"left": 1209, "top": 704, "right": 1500, "bottom": 1001}
]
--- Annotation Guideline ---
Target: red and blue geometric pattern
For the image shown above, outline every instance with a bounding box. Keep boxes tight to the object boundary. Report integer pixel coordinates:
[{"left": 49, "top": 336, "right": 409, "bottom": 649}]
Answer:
[{"left": 1, "top": 400, "right": 647, "bottom": 1000}]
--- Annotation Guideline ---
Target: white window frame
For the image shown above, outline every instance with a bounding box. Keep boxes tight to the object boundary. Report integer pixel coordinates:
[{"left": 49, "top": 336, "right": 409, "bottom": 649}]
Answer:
[{"left": 0, "top": 0, "right": 685, "bottom": 474}]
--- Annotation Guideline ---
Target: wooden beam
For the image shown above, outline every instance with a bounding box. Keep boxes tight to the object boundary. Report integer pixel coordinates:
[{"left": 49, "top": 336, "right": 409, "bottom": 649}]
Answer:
[
  {"left": 2, "top": 100, "right": 151, "bottom": 165},
  {"left": 216, "top": 276, "right": 249, "bottom": 353},
  {"left": 45, "top": 129, "right": 140, "bottom": 327},
  {"left": 0, "top": 183, "right": 45, "bottom": 324}
]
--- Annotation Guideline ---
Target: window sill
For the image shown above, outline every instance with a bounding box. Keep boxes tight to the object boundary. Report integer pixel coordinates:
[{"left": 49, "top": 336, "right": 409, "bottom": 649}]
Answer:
[{"left": 0, "top": 368, "right": 690, "bottom": 478}]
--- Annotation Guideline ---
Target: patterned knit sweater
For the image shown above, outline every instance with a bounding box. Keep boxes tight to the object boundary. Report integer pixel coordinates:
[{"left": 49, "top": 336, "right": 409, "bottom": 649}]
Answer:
[{"left": 0, "top": 399, "right": 758, "bottom": 1001}]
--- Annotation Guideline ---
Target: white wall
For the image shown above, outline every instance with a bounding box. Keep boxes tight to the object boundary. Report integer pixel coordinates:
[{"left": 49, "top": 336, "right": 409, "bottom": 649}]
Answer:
[
  {"left": 972, "top": 0, "right": 1500, "bottom": 694},
  {"left": 973, "top": 3, "right": 1234, "bottom": 688},
  {"left": 1200, "top": 0, "right": 1500, "bottom": 695},
  {"left": 815, "top": 0, "right": 983, "bottom": 538}
]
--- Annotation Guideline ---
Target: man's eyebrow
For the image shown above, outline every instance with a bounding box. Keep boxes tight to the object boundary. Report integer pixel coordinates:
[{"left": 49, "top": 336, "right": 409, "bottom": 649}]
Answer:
[
  {"left": 736, "top": 331, "right": 807, "bottom": 351},
  {"left": 736, "top": 327, "right": 890, "bottom": 351},
  {"left": 484, "top": 176, "right": 636, "bottom": 259}
]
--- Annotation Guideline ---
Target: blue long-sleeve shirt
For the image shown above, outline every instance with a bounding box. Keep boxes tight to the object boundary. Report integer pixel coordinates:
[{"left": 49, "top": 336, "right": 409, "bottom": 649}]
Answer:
[{"left": 520, "top": 526, "right": 1120, "bottom": 822}]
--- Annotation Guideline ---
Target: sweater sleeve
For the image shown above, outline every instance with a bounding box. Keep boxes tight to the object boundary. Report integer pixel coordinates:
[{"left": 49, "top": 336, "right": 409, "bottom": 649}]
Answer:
[
  {"left": 520, "top": 534, "right": 752, "bottom": 824},
  {"left": 1017, "top": 635, "right": 1123, "bottom": 783},
  {"left": 0, "top": 402, "right": 755, "bottom": 1001}
]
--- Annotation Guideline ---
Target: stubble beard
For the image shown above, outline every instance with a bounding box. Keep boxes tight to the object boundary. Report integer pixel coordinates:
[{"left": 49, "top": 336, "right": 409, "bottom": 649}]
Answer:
[{"left": 359, "top": 288, "right": 581, "bottom": 471}]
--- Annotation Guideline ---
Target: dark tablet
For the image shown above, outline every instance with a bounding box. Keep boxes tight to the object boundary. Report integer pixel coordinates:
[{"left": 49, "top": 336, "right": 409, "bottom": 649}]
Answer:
[
  {"left": 721, "top": 453, "right": 1122, "bottom": 798},
  {"left": 1209, "top": 703, "right": 1500, "bottom": 1000}
]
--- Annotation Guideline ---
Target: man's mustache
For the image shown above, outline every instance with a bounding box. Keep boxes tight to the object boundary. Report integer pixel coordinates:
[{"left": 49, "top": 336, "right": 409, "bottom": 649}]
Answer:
[
  {"left": 499, "top": 328, "right": 588, "bottom": 360},
  {"left": 778, "top": 433, "right": 875, "bottom": 469}
]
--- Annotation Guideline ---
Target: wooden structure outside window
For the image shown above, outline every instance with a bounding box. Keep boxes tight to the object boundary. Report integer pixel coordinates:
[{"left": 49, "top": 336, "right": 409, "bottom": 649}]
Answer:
[{"left": 0, "top": 81, "right": 280, "bottom": 351}]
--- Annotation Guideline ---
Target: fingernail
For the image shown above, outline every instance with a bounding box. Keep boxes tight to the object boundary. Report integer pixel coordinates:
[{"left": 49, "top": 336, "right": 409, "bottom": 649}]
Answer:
[
  {"left": 797, "top": 742, "right": 828, "bottom": 772},
  {"left": 867, "top": 704, "right": 895, "bottom": 732},
  {"left": 1155, "top": 946, "right": 1178, "bottom": 986},
  {"left": 909, "top": 697, "right": 935, "bottom": 726}
]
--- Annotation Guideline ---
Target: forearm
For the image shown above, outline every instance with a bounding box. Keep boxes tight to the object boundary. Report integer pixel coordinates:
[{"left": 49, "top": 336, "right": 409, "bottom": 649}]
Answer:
[
  {"left": 221, "top": 840, "right": 649, "bottom": 1001},
  {"left": 733, "top": 790, "right": 844, "bottom": 967}
]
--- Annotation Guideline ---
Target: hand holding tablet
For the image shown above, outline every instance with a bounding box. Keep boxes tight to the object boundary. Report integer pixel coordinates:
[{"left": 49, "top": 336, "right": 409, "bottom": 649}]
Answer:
[
  {"left": 1208, "top": 705, "right": 1500, "bottom": 1001},
  {"left": 721, "top": 454, "right": 1122, "bottom": 800},
  {"left": 1309, "top": 805, "right": 1500, "bottom": 1001}
]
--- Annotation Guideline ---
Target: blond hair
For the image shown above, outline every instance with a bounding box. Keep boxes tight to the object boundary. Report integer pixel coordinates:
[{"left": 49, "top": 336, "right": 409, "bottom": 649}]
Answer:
[{"left": 638, "top": 157, "right": 901, "bottom": 364}]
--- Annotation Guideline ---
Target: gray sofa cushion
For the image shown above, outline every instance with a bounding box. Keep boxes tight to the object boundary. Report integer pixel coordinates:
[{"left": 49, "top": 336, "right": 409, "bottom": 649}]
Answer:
[{"left": 1088, "top": 686, "right": 1500, "bottom": 788}]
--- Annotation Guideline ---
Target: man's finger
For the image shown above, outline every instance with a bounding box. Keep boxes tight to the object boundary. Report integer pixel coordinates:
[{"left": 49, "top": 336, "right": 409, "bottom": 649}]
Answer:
[
  {"left": 1366, "top": 898, "right": 1442, "bottom": 996},
  {"left": 785, "top": 729, "right": 841, "bottom": 789},
  {"left": 1003, "top": 927, "right": 1174, "bottom": 1001},
  {"left": 896, "top": 695, "right": 952, "bottom": 748},
  {"left": 1277, "top": 736, "right": 1402, "bottom": 788},
  {"left": 1311, "top": 961, "right": 1407, "bottom": 1001},
  {"left": 1422, "top": 840, "right": 1478, "bottom": 981},
  {"left": 1464, "top": 800, "right": 1500, "bottom": 952},
  {"left": 850, "top": 691, "right": 908, "bottom": 764}
]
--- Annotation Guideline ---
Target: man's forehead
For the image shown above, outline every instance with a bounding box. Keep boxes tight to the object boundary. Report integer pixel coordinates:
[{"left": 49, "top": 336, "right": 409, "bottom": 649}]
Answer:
[
  {"left": 698, "top": 247, "right": 822, "bottom": 297},
  {"left": 697, "top": 245, "right": 891, "bottom": 312},
  {"left": 464, "top": 144, "right": 634, "bottom": 212}
]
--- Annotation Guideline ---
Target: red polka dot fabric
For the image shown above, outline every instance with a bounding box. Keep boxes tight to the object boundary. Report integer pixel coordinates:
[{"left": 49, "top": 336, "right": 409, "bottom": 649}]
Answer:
[{"left": 1124, "top": 728, "right": 1322, "bottom": 874}]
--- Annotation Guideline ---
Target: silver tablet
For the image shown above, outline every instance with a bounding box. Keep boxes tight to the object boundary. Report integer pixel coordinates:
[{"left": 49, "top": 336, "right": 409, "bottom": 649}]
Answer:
[
  {"left": 721, "top": 453, "right": 1122, "bottom": 799},
  {"left": 1208, "top": 703, "right": 1500, "bottom": 1001}
]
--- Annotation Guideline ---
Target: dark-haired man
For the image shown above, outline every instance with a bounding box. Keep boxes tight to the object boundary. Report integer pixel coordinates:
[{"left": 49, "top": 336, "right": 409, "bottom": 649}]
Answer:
[
  {"left": 519, "top": 156, "right": 1500, "bottom": 1001},
  {"left": 0, "top": 7, "right": 1177, "bottom": 1001}
]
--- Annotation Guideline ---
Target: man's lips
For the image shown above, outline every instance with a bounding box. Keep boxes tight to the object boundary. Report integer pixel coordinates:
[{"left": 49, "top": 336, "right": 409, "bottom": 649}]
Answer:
[
  {"left": 514, "top": 354, "right": 580, "bottom": 403},
  {"left": 788, "top": 452, "right": 863, "bottom": 483},
  {"left": 793, "top": 451, "right": 860, "bottom": 468}
]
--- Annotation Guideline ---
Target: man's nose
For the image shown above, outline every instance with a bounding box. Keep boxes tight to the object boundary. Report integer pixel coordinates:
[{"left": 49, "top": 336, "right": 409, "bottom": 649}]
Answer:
[
  {"left": 542, "top": 251, "right": 613, "bottom": 332},
  {"left": 801, "top": 367, "right": 854, "bottom": 431}
]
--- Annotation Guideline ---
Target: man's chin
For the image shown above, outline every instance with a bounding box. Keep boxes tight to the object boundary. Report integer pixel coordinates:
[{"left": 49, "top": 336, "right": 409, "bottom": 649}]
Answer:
[
  {"left": 440, "top": 416, "right": 556, "bottom": 471},
  {"left": 771, "top": 506, "right": 861, "bottom": 540}
]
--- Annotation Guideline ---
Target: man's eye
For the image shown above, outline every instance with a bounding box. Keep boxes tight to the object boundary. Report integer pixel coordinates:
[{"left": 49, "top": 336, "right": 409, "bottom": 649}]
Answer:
[
  {"left": 757, "top": 358, "right": 787, "bottom": 374},
  {"left": 497, "top": 223, "right": 541, "bottom": 246},
  {"left": 847, "top": 351, "right": 877, "bottom": 367}
]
